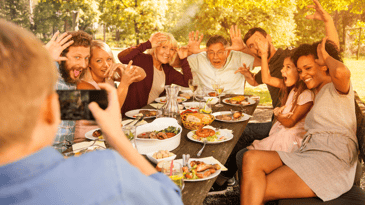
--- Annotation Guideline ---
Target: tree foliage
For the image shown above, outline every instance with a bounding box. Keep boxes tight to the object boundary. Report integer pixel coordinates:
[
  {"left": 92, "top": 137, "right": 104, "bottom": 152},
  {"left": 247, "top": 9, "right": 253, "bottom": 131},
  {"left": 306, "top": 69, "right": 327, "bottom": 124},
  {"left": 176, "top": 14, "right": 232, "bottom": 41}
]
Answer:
[{"left": 0, "top": 0, "right": 31, "bottom": 29}]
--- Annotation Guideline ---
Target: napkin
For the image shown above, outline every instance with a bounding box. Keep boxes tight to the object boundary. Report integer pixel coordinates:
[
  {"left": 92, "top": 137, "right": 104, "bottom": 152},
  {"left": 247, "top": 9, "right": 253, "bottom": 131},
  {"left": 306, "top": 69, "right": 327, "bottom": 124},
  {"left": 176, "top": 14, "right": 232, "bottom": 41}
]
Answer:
[
  {"left": 149, "top": 103, "right": 164, "bottom": 109},
  {"left": 72, "top": 141, "right": 106, "bottom": 153}
]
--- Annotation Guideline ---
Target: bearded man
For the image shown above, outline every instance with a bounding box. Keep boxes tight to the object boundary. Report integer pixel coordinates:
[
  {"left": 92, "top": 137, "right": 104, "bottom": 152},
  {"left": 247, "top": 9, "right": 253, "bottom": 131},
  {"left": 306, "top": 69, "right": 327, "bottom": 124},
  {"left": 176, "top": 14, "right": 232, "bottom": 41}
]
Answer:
[{"left": 47, "top": 30, "right": 92, "bottom": 151}]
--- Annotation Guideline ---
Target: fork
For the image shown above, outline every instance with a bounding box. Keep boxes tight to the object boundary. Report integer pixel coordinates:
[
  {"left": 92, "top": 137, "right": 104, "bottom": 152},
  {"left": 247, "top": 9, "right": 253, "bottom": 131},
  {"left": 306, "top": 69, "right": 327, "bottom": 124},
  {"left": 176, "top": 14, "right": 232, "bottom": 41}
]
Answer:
[{"left": 197, "top": 140, "right": 207, "bottom": 157}]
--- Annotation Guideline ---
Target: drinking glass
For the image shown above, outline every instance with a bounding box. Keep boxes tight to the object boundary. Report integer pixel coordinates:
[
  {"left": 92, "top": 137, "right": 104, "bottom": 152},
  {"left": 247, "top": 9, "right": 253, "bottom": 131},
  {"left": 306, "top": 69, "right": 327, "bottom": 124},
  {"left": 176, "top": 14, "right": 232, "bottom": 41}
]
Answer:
[
  {"left": 188, "top": 79, "right": 198, "bottom": 102},
  {"left": 215, "top": 85, "right": 224, "bottom": 107},
  {"left": 211, "top": 79, "right": 219, "bottom": 97},
  {"left": 122, "top": 125, "right": 137, "bottom": 149},
  {"left": 161, "top": 161, "right": 184, "bottom": 190}
]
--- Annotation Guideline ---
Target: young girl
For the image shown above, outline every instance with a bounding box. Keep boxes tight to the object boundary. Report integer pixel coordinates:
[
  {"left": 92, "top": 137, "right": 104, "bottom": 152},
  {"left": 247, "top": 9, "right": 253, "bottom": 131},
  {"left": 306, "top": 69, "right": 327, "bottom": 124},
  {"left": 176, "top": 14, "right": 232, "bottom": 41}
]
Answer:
[{"left": 247, "top": 46, "right": 313, "bottom": 152}]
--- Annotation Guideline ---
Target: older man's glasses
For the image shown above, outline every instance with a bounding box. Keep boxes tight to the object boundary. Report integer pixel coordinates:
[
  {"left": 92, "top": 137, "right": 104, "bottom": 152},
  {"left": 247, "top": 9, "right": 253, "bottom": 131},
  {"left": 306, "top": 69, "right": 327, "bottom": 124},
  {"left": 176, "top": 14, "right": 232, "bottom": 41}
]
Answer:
[{"left": 207, "top": 50, "right": 227, "bottom": 58}]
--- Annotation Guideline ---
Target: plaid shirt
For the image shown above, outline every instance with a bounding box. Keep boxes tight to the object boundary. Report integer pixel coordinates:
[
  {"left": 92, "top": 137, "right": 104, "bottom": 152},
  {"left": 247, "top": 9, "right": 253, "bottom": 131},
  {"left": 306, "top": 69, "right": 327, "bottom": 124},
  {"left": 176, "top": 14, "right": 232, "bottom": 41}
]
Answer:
[{"left": 53, "top": 63, "right": 76, "bottom": 152}]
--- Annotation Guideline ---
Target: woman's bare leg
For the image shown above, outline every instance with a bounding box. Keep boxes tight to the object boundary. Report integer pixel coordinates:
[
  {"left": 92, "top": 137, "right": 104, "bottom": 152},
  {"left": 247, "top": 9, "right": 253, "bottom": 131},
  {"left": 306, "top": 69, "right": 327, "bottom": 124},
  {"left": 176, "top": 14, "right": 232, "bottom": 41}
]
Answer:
[
  {"left": 263, "top": 164, "right": 315, "bottom": 202},
  {"left": 240, "top": 150, "right": 315, "bottom": 205}
]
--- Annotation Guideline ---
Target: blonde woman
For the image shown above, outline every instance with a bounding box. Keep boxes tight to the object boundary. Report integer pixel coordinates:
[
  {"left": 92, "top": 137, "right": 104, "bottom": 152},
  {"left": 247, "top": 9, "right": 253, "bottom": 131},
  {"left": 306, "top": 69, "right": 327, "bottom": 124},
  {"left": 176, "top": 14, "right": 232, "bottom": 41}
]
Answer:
[
  {"left": 75, "top": 40, "right": 146, "bottom": 140},
  {"left": 78, "top": 40, "right": 146, "bottom": 107},
  {"left": 118, "top": 32, "right": 192, "bottom": 115}
]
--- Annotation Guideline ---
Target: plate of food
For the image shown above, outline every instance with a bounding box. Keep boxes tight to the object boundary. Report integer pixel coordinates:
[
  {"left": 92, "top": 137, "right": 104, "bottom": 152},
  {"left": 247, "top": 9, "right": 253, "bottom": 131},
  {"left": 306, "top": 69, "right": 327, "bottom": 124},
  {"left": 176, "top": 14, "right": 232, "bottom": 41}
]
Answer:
[
  {"left": 85, "top": 128, "right": 104, "bottom": 141},
  {"left": 125, "top": 109, "right": 157, "bottom": 119},
  {"left": 222, "top": 96, "right": 256, "bottom": 106},
  {"left": 155, "top": 96, "right": 187, "bottom": 103},
  {"left": 212, "top": 111, "right": 251, "bottom": 123},
  {"left": 181, "top": 158, "right": 221, "bottom": 182},
  {"left": 186, "top": 126, "right": 233, "bottom": 144}
]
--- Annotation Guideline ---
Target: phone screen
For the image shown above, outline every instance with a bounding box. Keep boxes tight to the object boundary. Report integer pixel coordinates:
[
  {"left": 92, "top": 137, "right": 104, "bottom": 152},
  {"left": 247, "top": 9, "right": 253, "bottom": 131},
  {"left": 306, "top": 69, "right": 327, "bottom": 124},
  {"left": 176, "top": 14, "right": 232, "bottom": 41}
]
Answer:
[{"left": 56, "top": 90, "right": 108, "bottom": 120}]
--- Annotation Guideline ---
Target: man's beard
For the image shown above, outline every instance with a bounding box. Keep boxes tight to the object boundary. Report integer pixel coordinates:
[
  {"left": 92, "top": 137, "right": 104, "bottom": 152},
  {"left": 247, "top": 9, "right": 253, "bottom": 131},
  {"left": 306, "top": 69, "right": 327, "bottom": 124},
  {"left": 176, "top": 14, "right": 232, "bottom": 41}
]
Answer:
[{"left": 59, "top": 61, "right": 86, "bottom": 84}]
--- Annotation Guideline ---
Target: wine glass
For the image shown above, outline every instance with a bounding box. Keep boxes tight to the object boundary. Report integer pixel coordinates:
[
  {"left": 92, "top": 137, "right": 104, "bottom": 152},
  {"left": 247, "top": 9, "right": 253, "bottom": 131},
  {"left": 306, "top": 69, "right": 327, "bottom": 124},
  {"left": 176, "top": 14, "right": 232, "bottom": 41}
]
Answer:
[
  {"left": 188, "top": 79, "right": 198, "bottom": 102},
  {"left": 195, "top": 85, "right": 206, "bottom": 102},
  {"left": 215, "top": 85, "right": 224, "bottom": 107},
  {"left": 211, "top": 79, "right": 219, "bottom": 97},
  {"left": 122, "top": 125, "right": 137, "bottom": 150}
]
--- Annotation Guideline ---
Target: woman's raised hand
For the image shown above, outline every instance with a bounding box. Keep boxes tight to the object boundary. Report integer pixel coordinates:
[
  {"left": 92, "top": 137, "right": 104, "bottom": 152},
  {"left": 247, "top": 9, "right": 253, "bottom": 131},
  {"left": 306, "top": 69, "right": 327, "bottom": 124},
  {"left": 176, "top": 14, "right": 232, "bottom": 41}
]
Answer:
[
  {"left": 226, "top": 25, "right": 245, "bottom": 51},
  {"left": 149, "top": 32, "right": 167, "bottom": 48},
  {"left": 306, "top": 0, "right": 331, "bottom": 23},
  {"left": 121, "top": 61, "right": 141, "bottom": 86},
  {"left": 315, "top": 37, "right": 330, "bottom": 66},
  {"left": 177, "top": 46, "right": 189, "bottom": 59},
  {"left": 105, "top": 62, "right": 125, "bottom": 80},
  {"left": 188, "top": 31, "right": 206, "bottom": 54},
  {"left": 45, "top": 31, "right": 74, "bottom": 61}
]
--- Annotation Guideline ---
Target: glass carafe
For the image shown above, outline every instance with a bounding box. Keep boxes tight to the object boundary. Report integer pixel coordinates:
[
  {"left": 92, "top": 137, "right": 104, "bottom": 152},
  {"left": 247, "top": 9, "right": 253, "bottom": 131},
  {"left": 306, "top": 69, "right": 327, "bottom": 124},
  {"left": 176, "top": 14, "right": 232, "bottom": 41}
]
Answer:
[{"left": 159, "top": 85, "right": 180, "bottom": 119}]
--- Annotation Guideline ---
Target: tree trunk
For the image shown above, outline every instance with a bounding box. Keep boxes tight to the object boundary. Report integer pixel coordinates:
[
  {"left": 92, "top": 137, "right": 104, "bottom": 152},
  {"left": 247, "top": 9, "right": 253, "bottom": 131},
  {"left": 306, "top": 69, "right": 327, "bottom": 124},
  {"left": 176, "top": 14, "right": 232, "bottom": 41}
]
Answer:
[
  {"left": 71, "top": 11, "right": 79, "bottom": 31},
  {"left": 103, "top": 24, "right": 106, "bottom": 42},
  {"left": 342, "top": 11, "right": 347, "bottom": 54},
  {"left": 116, "top": 29, "right": 120, "bottom": 41},
  {"left": 134, "top": 0, "right": 139, "bottom": 45}
]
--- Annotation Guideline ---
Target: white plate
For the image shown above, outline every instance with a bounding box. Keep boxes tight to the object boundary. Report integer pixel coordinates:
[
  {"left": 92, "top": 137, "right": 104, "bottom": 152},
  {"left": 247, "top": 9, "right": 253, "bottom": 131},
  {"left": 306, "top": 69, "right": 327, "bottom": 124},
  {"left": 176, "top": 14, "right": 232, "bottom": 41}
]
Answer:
[
  {"left": 212, "top": 111, "right": 251, "bottom": 123},
  {"left": 222, "top": 97, "right": 256, "bottom": 107},
  {"left": 125, "top": 109, "right": 157, "bottom": 119},
  {"left": 85, "top": 128, "right": 103, "bottom": 141},
  {"left": 174, "top": 158, "right": 221, "bottom": 182},
  {"left": 146, "top": 151, "right": 177, "bottom": 164},
  {"left": 186, "top": 128, "right": 233, "bottom": 144},
  {"left": 155, "top": 96, "right": 187, "bottom": 103}
]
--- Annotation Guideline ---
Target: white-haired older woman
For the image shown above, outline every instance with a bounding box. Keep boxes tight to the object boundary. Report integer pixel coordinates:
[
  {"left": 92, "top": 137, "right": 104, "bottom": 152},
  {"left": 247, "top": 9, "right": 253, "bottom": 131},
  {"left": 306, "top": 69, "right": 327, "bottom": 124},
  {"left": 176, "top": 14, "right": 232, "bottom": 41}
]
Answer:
[{"left": 118, "top": 32, "right": 192, "bottom": 115}]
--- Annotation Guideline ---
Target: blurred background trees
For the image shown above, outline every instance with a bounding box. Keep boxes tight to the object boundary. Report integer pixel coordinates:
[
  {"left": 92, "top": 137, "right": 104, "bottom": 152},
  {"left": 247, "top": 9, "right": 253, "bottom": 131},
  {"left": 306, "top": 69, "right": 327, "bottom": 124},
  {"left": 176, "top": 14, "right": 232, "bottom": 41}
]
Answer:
[{"left": 0, "top": 0, "right": 364, "bottom": 58}]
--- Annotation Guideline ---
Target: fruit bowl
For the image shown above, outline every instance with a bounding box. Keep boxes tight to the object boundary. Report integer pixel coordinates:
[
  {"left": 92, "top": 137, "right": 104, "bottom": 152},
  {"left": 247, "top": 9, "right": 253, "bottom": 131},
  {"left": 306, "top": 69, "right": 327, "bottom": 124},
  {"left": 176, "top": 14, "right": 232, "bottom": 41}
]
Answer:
[{"left": 181, "top": 112, "right": 215, "bottom": 130}]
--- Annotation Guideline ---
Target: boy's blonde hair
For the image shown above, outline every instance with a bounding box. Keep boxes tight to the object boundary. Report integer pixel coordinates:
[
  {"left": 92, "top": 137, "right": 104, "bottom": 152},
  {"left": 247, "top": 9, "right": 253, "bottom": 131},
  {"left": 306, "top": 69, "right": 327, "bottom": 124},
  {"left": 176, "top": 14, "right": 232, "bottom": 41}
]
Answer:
[{"left": 0, "top": 20, "right": 57, "bottom": 147}]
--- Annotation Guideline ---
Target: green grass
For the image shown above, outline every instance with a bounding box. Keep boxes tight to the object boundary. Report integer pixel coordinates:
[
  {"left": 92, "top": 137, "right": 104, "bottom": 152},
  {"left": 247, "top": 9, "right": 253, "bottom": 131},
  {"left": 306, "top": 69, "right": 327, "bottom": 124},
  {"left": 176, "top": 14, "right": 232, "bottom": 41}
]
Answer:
[{"left": 344, "top": 59, "right": 365, "bottom": 103}]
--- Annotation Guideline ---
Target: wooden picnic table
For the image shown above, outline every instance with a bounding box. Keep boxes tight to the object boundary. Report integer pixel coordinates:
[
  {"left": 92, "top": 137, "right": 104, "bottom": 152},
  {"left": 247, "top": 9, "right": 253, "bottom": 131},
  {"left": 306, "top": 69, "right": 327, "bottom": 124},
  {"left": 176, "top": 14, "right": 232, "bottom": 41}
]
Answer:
[
  {"left": 63, "top": 94, "right": 258, "bottom": 205},
  {"left": 140, "top": 94, "right": 258, "bottom": 205}
]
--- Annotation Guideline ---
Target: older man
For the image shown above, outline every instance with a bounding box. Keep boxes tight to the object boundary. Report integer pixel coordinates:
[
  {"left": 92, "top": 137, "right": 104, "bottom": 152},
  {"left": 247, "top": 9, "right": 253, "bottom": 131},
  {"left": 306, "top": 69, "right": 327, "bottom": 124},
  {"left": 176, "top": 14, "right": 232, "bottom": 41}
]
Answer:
[
  {"left": 45, "top": 30, "right": 92, "bottom": 151},
  {"left": 0, "top": 19, "right": 183, "bottom": 205},
  {"left": 187, "top": 32, "right": 255, "bottom": 94}
]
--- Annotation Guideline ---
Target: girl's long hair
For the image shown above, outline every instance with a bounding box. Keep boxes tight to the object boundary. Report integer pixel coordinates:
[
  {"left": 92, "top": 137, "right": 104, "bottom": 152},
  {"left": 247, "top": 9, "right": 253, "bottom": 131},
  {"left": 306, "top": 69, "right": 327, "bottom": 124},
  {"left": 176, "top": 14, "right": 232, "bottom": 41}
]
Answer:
[
  {"left": 279, "top": 78, "right": 308, "bottom": 113},
  {"left": 279, "top": 48, "right": 309, "bottom": 113}
]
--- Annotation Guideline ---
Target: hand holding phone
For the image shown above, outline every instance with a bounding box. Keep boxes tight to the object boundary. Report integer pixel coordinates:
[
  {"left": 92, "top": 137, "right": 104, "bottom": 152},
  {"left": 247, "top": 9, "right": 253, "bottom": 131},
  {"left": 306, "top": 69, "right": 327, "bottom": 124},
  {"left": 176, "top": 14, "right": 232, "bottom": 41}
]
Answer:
[
  {"left": 88, "top": 83, "right": 123, "bottom": 142},
  {"left": 57, "top": 90, "right": 108, "bottom": 120}
]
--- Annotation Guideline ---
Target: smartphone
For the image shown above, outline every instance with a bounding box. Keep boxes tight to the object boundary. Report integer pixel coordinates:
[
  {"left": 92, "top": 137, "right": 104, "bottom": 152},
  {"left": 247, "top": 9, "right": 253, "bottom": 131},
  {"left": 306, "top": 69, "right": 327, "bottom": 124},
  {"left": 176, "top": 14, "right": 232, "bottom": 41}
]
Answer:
[{"left": 56, "top": 90, "right": 108, "bottom": 120}]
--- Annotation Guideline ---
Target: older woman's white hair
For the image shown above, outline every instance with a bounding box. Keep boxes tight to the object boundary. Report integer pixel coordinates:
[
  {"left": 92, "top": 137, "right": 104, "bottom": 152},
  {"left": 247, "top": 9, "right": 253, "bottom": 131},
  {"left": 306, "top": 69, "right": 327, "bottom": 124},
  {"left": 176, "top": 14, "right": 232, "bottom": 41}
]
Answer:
[{"left": 147, "top": 32, "right": 178, "bottom": 66}]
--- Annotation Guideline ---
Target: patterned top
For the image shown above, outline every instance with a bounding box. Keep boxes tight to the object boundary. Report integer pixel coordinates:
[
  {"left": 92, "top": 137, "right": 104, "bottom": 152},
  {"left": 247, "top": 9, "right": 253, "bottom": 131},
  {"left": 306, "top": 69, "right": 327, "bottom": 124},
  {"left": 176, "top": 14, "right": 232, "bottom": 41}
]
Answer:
[{"left": 53, "top": 63, "right": 76, "bottom": 152}]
